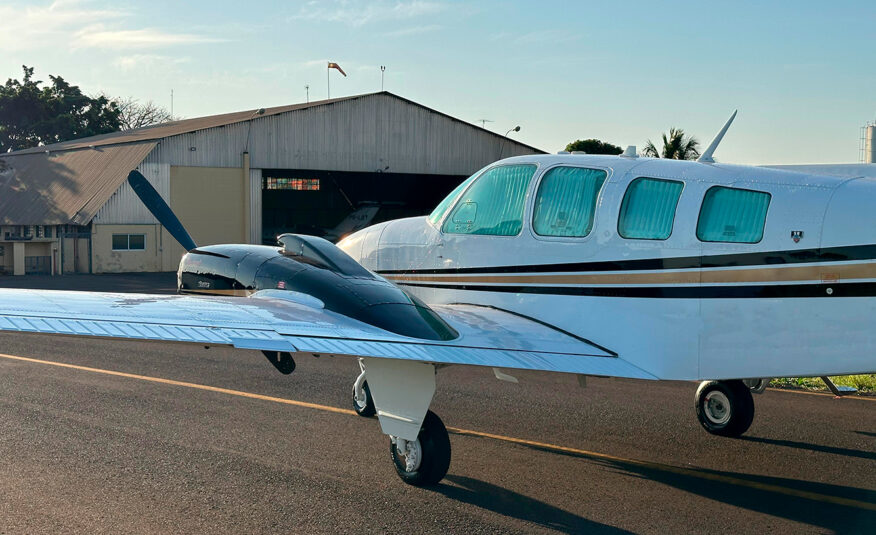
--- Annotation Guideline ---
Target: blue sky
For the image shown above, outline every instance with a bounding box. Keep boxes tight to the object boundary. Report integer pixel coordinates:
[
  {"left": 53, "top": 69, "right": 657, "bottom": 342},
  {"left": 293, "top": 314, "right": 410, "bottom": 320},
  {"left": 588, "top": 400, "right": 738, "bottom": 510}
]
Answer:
[{"left": 2, "top": 0, "right": 874, "bottom": 164}]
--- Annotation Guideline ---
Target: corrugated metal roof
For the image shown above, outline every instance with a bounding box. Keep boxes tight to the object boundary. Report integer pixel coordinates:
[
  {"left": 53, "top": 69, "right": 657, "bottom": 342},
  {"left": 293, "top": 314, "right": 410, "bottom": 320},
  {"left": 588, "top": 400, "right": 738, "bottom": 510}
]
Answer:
[
  {"left": 0, "top": 92, "right": 544, "bottom": 226},
  {"left": 4, "top": 92, "right": 544, "bottom": 156},
  {"left": 0, "top": 142, "right": 156, "bottom": 225}
]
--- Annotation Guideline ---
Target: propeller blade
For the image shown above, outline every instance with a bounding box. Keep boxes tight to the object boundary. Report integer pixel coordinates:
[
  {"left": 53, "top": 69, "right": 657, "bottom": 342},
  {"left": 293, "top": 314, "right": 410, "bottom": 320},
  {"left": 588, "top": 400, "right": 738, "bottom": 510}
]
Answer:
[{"left": 127, "top": 170, "right": 197, "bottom": 251}]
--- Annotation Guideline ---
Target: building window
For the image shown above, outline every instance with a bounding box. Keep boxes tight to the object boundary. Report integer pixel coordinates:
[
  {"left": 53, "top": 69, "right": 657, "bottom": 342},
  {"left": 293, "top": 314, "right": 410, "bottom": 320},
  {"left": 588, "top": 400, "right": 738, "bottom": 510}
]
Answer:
[
  {"left": 696, "top": 186, "right": 771, "bottom": 243},
  {"left": 618, "top": 177, "right": 684, "bottom": 240},
  {"left": 443, "top": 164, "right": 537, "bottom": 236},
  {"left": 532, "top": 166, "right": 607, "bottom": 238},
  {"left": 264, "top": 177, "right": 320, "bottom": 190},
  {"left": 112, "top": 234, "right": 146, "bottom": 251}
]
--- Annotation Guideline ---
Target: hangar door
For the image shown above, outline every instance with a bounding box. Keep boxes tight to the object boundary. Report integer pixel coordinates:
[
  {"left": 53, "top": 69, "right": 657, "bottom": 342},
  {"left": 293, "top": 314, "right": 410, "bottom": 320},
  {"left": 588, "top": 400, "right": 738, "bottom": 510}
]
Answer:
[
  {"left": 161, "top": 166, "right": 246, "bottom": 270},
  {"left": 261, "top": 169, "right": 465, "bottom": 244}
]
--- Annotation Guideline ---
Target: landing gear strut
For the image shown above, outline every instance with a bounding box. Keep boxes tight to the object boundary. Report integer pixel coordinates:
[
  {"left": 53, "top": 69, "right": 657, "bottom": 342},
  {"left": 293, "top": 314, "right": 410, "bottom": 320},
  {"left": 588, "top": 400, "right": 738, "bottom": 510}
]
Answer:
[
  {"left": 352, "top": 358, "right": 375, "bottom": 417},
  {"left": 695, "top": 380, "right": 755, "bottom": 437},
  {"left": 390, "top": 410, "right": 451, "bottom": 486}
]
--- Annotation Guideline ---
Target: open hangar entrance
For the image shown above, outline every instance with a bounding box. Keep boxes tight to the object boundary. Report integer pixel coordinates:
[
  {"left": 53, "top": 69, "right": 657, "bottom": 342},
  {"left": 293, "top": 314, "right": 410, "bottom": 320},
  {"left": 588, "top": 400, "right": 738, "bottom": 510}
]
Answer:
[{"left": 261, "top": 168, "right": 465, "bottom": 244}]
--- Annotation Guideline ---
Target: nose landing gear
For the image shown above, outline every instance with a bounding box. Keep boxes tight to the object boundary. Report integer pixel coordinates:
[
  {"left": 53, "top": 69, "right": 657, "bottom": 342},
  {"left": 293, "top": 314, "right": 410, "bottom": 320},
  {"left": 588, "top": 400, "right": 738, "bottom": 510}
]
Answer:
[{"left": 352, "top": 358, "right": 376, "bottom": 417}]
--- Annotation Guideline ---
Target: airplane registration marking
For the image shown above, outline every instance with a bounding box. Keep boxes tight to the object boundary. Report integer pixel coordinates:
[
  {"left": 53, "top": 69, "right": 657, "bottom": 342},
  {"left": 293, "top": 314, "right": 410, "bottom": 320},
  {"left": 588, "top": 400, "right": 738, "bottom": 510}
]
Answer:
[
  {"left": 383, "top": 261, "right": 876, "bottom": 286},
  {"left": 0, "top": 350, "right": 873, "bottom": 512}
]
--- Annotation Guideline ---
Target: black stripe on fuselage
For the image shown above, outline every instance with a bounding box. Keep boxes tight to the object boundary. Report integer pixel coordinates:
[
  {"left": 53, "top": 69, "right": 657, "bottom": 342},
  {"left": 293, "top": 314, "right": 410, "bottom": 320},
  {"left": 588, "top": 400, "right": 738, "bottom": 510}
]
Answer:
[
  {"left": 375, "top": 244, "right": 876, "bottom": 276},
  {"left": 397, "top": 281, "right": 876, "bottom": 298}
]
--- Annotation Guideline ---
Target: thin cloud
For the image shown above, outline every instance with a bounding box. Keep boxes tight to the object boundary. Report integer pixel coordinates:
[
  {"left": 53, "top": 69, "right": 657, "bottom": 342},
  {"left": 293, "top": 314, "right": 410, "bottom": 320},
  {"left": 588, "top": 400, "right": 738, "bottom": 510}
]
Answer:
[
  {"left": 113, "top": 54, "right": 192, "bottom": 71},
  {"left": 76, "top": 27, "right": 225, "bottom": 49},
  {"left": 0, "top": 0, "right": 127, "bottom": 51},
  {"left": 0, "top": 1, "right": 223, "bottom": 52},
  {"left": 292, "top": 0, "right": 447, "bottom": 27},
  {"left": 383, "top": 24, "right": 442, "bottom": 37}
]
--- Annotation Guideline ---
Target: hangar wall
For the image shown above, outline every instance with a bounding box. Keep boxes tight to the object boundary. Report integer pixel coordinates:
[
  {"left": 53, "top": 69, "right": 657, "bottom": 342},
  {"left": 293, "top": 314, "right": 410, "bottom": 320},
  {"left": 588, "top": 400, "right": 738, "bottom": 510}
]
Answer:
[
  {"left": 86, "top": 92, "right": 542, "bottom": 274},
  {"left": 160, "top": 166, "right": 247, "bottom": 271}
]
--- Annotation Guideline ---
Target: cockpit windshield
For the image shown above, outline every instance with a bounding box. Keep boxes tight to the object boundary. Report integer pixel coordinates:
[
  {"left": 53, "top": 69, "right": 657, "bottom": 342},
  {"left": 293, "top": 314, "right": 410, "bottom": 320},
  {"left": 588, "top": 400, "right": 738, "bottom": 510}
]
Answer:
[{"left": 427, "top": 171, "right": 481, "bottom": 226}]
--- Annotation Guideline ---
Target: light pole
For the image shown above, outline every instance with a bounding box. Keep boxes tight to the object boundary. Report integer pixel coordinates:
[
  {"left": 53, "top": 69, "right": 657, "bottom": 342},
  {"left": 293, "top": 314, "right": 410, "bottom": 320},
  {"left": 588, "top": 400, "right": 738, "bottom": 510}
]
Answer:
[
  {"left": 380, "top": 66, "right": 386, "bottom": 91},
  {"left": 245, "top": 108, "right": 266, "bottom": 153},
  {"left": 498, "top": 125, "right": 521, "bottom": 159},
  {"left": 305, "top": 85, "right": 309, "bottom": 103}
]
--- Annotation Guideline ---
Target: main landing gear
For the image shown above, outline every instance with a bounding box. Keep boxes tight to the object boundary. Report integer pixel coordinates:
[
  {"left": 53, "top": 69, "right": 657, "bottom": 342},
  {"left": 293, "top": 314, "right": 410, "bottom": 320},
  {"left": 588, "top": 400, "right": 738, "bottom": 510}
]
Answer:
[
  {"left": 390, "top": 410, "right": 452, "bottom": 486},
  {"left": 695, "top": 380, "right": 755, "bottom": 437},
  {"left": 352, "top": 358, "right": 451, "bottom": 486}
]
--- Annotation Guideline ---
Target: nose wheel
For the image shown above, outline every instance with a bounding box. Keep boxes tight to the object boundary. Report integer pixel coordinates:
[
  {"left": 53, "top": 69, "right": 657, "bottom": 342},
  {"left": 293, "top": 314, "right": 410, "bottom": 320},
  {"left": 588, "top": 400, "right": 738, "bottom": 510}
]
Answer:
[
  {"left": 390, "top": 410, "right": 451, "bottom": 486},
  {"left": 695, "top": 380, "right": 755, "bottom": 437},
  {"left": 352, "top": 359, "right": 376, "bottom": 417}
]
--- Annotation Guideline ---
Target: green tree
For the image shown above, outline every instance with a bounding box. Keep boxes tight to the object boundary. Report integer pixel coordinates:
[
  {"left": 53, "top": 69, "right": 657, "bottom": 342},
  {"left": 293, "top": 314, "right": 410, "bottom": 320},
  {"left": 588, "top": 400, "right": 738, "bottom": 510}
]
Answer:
[
  {"left": 564, "top": 138, "right": 623, "bottom": 155},
  {"left": 0, "top": 65, "right": 121, "bottom": 153},
  {"left": 642, "top": 128, "right": 700, "bottom": 160}
]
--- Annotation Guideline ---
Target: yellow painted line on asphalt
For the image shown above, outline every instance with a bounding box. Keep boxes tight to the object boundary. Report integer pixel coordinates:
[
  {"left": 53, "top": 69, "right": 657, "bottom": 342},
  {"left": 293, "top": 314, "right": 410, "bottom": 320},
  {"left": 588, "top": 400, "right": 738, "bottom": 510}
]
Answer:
[
  {"left": 1, "top": 351, "right": 873, "bottom": 511},
  {"left": 0, "top": 352, "right": 356, "bottom": 416}
]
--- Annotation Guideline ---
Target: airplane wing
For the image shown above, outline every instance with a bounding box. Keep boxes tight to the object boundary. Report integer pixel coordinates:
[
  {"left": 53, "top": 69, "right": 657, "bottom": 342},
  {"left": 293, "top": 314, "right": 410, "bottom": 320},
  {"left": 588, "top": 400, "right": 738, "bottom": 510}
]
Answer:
[{"left": 0, "top": 288, "right": 654, "bottom": 379}]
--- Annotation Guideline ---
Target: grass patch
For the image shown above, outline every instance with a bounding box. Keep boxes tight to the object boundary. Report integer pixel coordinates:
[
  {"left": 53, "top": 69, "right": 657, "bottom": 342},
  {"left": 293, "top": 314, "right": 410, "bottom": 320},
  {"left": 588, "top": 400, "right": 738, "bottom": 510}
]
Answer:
[{"left": 770, "top": 375, "right": 876, "bottom": 395}]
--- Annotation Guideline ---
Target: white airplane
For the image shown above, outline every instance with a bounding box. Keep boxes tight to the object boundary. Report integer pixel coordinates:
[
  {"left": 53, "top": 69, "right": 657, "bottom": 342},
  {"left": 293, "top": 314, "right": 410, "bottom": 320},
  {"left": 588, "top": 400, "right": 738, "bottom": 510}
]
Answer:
[{"left": 0, "top": 115, "right": 874, "bottom": 486}]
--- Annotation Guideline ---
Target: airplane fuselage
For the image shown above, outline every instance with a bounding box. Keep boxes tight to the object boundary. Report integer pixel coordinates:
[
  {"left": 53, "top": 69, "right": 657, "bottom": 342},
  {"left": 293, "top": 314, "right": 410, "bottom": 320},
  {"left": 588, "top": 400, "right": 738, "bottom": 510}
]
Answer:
[{"left": 338, "top": 154, "right": 876, "bottom": 381}]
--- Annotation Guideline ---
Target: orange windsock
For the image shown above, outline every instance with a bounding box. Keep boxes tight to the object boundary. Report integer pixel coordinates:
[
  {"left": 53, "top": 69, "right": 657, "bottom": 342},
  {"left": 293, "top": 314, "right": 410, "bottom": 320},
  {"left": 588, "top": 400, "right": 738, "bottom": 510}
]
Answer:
[{"left": 327, "top": 62, "right": 347, "bottom": 77}]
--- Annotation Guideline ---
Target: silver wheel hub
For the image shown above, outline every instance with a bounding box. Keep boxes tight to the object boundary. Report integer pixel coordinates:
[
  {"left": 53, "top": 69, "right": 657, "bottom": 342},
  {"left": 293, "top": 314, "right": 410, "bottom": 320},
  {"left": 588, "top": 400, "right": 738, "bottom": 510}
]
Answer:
[
  {"left": 393, "top": 437, "right": 423, "bottom": 472},
  {"left": 704, "top": 391, "right": 732, "bottom": 425},
  {"left": 353, "top": 384, "right": 367, "bottom": 408}
]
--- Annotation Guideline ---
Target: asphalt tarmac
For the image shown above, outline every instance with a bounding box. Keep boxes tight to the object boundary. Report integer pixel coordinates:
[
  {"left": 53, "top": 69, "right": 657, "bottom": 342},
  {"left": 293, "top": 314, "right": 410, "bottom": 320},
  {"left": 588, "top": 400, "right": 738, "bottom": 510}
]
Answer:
[{"left": 0, "top": 273, "right": 873, "bottom": 534}]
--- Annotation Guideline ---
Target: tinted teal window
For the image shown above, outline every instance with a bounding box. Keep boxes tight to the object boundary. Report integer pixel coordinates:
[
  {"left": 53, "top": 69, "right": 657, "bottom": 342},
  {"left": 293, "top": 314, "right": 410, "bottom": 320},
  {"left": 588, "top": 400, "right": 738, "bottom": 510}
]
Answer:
[
  {"left": 428, "top": 173, "right": 479, "bottom": 226},
  {"left": 532, "top": 167, "right": 607, "bottom": 237},
  {"left": 443, "top": 164, "right": 536, "bottom": 236},
  {"left": 618, "top": 177, "right": 684, "bottom": 240},
  {"left": 696, "top": 186, "right": 771, "bottom": 243}
]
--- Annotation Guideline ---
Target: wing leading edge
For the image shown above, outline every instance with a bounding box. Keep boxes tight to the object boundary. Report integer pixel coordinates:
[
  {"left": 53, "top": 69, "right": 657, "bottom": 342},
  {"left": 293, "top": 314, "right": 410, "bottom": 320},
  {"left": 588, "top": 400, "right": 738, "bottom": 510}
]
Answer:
[{"left": 0, "top": 289, "right": 655, "bottom": 379}]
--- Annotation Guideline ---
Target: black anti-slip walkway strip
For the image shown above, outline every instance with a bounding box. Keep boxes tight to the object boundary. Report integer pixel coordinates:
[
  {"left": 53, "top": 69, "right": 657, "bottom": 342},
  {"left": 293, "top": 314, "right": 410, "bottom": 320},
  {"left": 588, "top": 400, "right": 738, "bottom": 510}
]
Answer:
[{"left": 376, "top": 244, "right": 876, "bottom": 276}]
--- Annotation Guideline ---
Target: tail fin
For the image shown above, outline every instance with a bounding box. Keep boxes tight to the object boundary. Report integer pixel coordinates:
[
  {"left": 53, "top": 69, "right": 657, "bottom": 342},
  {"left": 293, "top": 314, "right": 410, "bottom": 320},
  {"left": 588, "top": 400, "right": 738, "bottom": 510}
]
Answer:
[{"left": 127, "top": 170, "right": 197, "bottom": 251}]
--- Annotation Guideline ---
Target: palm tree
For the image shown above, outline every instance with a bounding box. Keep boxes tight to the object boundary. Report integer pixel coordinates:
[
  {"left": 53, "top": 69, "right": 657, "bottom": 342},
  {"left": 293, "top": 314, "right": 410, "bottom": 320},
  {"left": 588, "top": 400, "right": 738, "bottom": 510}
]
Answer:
[{"left": 642, "top": 128, "right": 700, "bottom": 160}]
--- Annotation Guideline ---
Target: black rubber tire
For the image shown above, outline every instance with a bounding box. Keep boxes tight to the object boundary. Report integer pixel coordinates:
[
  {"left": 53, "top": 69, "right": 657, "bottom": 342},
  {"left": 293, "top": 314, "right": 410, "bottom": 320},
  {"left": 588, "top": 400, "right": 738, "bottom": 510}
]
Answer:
[
  {"left": 695, "top": 380, "right": 755, "bottom": 437},
  {"left": 352, "top": 380, "right": 376, "bottom": 417},
  {"left": 390, "top": 410, "right": 451, "bottom": 486}
]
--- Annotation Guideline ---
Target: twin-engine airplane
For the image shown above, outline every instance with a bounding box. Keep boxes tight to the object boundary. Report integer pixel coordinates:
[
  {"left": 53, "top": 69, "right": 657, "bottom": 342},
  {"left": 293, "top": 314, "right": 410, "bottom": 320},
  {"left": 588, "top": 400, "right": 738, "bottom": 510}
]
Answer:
[{"left": 1, "top": 116, "right": 874, "bottom": 486}]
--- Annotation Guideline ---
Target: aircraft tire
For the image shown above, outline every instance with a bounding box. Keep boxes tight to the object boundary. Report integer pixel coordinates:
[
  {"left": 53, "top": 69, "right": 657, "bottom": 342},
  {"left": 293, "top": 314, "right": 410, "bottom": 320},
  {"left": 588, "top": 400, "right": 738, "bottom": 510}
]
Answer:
[
  {"left": 390, "top": 410, "right": 451, "bottom": 486},
  {"left": 352, "top": 380, "right": 376, "bottom": 417},
  {"left": 695, "top": 380, "right": 754, "bottom": 437}
]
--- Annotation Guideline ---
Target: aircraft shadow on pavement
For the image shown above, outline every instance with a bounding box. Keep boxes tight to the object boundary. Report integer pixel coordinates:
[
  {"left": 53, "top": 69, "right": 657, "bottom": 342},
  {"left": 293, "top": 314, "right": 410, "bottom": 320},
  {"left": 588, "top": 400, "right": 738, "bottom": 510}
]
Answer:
[
  {"left": 513, "top": 442, "right": 875, "bottom": 533},
  {"left": 740, "top": 435, "right": 876, "bottom": 461},
  {"left": 855, "top": 430, "right": 876, "bottom": 439},
  {"left": 432, "top": 475, "right": 634, "bottom": 535}
]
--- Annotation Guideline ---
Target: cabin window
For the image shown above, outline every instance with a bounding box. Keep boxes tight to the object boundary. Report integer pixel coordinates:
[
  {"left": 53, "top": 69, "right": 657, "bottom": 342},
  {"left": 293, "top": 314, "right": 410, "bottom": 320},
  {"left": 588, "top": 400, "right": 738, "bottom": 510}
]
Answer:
[
  {"left": 112, "top": 233, "right": 146, "bottom": 251},
  {"left": 532, "top": 166, "right": 607, "bottom": 237},
  {"left": 618, "top": 177, "right": 684, "bottom": 240},
  {"left": 696, "top": 186, "right": 771, "bottom": 243},
  {"left": 443, "top": 164, "right": 536, "bottom": 236}
]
